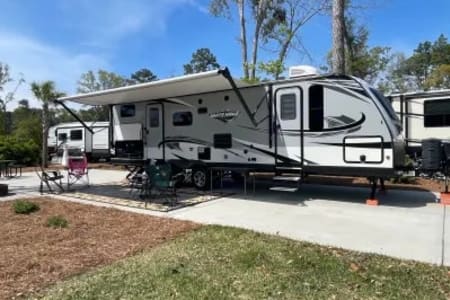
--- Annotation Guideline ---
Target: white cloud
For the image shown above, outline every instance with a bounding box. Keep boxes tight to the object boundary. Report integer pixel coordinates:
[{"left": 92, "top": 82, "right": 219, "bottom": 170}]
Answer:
[
  {"left": 59, "top": 0, "right": 207, "bottom": 48},
  {"left": 0, "top": 31, "right": 109, "bottom": 108},
  {"left": 0, "top": 0, "right": 207, "bottom": 109}
]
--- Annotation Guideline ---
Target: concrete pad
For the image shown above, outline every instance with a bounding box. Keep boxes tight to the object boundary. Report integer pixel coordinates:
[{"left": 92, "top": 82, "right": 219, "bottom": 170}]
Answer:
[
  {"left": 444, "top": 206, "right": 450, "bottom": 266},
  {"left": 0, "top": 169, "right": 128, "bottom": 197},
  {"left": 171, "top": 183, "right": 446, "bottom": 265}
]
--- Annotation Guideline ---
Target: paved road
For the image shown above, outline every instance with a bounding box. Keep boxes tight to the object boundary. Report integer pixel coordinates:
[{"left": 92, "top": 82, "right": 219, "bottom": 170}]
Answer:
[{"left": 1, "top": 170, "right": 448, "bottom": 266}]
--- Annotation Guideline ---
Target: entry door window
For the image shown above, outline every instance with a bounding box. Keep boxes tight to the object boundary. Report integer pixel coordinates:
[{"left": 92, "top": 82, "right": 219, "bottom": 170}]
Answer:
[
  {"left": 149, "top": 107, "right": 160, "bottom": 127},
  {"left": 280, "top": 94, "right": 297, "bottom": 120}
]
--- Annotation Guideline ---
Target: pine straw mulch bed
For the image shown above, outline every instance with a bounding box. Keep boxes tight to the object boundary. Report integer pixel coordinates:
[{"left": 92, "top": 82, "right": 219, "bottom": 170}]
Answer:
[{"left": 0, "top": 198, "right": 200, "bottom": 300}]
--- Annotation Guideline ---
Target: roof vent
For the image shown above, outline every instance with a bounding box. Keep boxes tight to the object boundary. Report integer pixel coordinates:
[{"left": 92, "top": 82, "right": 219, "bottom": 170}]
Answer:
[{"left": 288, "top": 65, "right": 320, "bottom": 78}]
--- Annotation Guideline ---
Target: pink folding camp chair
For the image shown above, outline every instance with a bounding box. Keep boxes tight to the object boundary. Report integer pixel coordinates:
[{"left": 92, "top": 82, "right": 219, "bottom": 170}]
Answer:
[{"left": 67, "top": 154, "right": 89, "bottom": 189}]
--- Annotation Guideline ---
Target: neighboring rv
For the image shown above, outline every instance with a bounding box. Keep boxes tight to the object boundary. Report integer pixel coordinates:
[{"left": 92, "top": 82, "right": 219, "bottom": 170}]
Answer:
[
  {"left": 388, "top": 90, "right": 450, "bottom": 157},
  {"left": 59, "top": 67, "right": 405, "bottom": 189},
  {"left": 49, "top": 122, "right": 110, "bottom": 161},
  {"left": 48, "top": 124, "right": 58, "bottom": 158}
]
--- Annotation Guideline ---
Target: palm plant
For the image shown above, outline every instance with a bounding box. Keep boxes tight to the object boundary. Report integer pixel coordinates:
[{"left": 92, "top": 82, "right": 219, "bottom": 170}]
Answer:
[{"left": 31, "top": 81, "right": 65, "bottom": 167}]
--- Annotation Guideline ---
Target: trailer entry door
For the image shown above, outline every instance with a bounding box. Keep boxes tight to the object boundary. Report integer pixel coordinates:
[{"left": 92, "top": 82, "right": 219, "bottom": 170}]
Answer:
[
  {"left": 146, "top": 104, "right": 164, "bottom": 160},
  {"left": 275, "top": 87, "right": 303, "bottom": 166}
]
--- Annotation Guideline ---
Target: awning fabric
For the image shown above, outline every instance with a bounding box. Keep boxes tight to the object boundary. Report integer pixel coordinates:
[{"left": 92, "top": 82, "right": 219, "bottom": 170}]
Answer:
[{"left": 58, "top": 68, "right": 249, "bottom": 106}]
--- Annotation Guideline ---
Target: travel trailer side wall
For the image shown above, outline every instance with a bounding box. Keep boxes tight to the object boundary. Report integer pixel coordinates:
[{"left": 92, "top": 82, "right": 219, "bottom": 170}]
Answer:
[
  {"left": 58, "top": 68, "right": 405, "bottom": 189},
  {"left": 50, "top": 122, "right": 110, "bottom": 161},
  {"left": 389, "top": 90, "right": 450, "bottom": 157}
]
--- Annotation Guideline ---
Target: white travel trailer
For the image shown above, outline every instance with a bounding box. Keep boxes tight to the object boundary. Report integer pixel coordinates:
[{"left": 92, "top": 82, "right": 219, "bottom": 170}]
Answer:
[
  {"left": 49, "top": 122, "right": 110, "bottom": 161},
  {"left": 388, "top": 89, "right": 450, "bottom": 157},
  {"left": 58, "top": 67, "right": 405, "bottom": 192},
  {"left": 48, "top": 124, "right": 58, "bottom": 157}
]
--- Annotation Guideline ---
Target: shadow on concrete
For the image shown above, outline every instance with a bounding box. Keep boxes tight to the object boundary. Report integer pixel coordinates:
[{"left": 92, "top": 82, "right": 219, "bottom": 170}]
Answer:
[{"left": 209, "top": 178, "right": 438, "bottom": 208}]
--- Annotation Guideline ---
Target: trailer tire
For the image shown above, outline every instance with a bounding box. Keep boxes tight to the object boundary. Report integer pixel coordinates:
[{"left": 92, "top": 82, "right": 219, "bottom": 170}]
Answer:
[{"left": 192, "top": 168, "right": 210, "bottom": 190}]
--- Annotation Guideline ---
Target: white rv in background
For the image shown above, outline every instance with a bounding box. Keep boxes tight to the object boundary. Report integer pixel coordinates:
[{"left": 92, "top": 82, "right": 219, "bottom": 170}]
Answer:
[
  {"left": 49, "top": 122, "right": 111, "bottom": 161},
  {"left": 388, "top": 90, "right": 450, "bottom": 157},
  {"left": 48, "top": 125, "right": 58, "bottom": 157},
  {"left": 58, "top": 67, "right": 406, "bottom": 191}
]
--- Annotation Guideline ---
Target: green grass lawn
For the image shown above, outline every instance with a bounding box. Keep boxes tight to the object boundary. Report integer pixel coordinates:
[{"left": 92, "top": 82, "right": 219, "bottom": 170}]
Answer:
[{"left": 41, "top": 226, "right": 450, "bottom": 300}]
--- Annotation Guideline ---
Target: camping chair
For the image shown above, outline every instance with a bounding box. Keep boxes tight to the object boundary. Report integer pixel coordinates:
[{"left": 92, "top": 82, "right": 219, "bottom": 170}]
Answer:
[
  {"left": 67, "top": 155, "right": 89, "bottom": 189},
  {"left": 144, "top": 163, "right": 183, "bottom": 204},
  {"left": 35, "top": 166, "right": 65, "bottom": 194},
  {"left": 128, "top": 167, "right": 147, "bottom": 196}
]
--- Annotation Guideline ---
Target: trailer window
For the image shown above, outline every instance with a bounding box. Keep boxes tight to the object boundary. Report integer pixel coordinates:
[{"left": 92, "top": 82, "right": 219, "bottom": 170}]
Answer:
[
  {"left": 70, "top": 129, "right": 83, "bottom": 141},
  {"left": 280, "top": 94, "right": 296, "bottom": 120},
  {"left": 424, "top": 99, "right": 450, "bottom": 127},
  {"left": 120, "top": 104, "right": 136, "bottom": 118},
  {"left": 58, "top": 133, "right": 67, "bottom": 141},
  {"left": 309, "top": 85, "right": 324, "bottom": 131},
  {"left": 173, "top": 111, "right": 193, "bottom": 126},
  {"left": 149, "top": 107, "right": 159, "bottom": 127}
]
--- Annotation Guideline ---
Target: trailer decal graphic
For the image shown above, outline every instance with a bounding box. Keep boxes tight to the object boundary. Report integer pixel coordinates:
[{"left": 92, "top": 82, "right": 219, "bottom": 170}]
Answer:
[
  {"left": 159, "top": 136, "right": 243, "bottom": 158},
  {"left": 233, "top": 139, "right": 318, "bottom": 165},
  {"left": 280, "top": 113, "right": 365, "bottom": 136},
  {"left": 316, "top": 142, "right": 392, "bottom": 149},
  {"left": 209, "top": 110, "right": 240, "bottom": 123}
]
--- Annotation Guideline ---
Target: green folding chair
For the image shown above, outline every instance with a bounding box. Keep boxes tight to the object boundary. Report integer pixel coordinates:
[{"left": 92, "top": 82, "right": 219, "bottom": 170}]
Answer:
[{"left": 145, "top": 163, "right": 182, "bottom": 204}]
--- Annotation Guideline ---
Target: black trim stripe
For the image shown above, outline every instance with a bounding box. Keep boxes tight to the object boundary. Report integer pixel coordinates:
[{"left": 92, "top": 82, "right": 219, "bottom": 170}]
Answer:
[{"left": 317, "top": 141, "right": 392, "bottom": 149}]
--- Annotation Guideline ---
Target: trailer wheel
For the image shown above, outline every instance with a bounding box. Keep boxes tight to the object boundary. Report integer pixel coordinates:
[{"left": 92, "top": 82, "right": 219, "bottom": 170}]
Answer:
[{"left": 192, "top": 168, "right": 209, "bottom": 190}]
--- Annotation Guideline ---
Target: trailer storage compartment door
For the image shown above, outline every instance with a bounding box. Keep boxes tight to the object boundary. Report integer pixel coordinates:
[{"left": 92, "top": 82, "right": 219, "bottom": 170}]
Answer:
[
  {"left": 113, "top": 123, "right": 142, "bottom": 141},
  {"left": 344, "top": 136, "right": 383, "bottom": 163},
  {"left": 92, "top": 127, "right": 110, "bottom": 158},
  {"left": 113, "top": 123, "right": 143, "bottom": 159}
]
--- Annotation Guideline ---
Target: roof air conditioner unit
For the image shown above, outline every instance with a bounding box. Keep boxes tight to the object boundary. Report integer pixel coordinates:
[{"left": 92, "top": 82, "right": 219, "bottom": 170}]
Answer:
[{"left": 289, "top": 65, "right": 320, "bottom": 79}]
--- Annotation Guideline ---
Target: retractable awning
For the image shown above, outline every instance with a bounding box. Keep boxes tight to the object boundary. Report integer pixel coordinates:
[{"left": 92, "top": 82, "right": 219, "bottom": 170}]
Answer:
[{"left": 58, "top": 68, "right": 249, "bottom": 105}]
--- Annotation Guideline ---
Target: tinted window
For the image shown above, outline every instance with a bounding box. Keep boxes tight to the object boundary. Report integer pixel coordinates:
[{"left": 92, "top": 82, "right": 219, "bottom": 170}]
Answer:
[
  {"left": 280, "top": 94, "right": 296, "bottom": 120},
  {"left": 424, "top": 99, "right": 450, "bottom": 127},
  {"left": 58, "top": 133, "right": 67, "bottom": 141},
  {"left": 149, "top": 107, "right": 159, "bottom": 127},
  {"left": 309, "top": 85, "right": 324, "bottom": 131},
  {"left": 120, "top": 104, "right": 135, "bottom": 118},
  {"left": 70, "top": 129, "right": 83, "bottom": 141},
  {"left": 173, "top": 111, "right": 193, "bottom": 126}
]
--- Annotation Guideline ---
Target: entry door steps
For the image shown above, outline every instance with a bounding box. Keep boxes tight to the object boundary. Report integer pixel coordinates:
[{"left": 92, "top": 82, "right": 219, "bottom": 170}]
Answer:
[
  {"left": 273, "top": 176, "right": 302, "bottom": 182},
  {"left": 270, "top": 175, "right": 302, "bottom": 192},
  {"left": 269, "top": 186, "right": 299, "bottom": 192},
  {"left": 275, "top": 166, "right": 303, "bottom": 172}
]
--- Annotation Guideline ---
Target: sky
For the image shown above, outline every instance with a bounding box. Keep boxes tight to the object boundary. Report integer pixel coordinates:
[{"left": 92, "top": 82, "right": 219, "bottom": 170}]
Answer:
[{"left": 0, "top": 0, "right": 449, "bottom": 108}]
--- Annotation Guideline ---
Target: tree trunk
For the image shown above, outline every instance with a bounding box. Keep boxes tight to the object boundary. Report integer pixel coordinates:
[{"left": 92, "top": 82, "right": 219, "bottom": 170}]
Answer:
[
  {"left": 250, "top": 1, "right": 266, "bottom": 80},
  {"left": 276, "top": 41, "right": 291, "bottom": 79},
  {"left": 237, "top": 0, "right": 249, "bottom": 79},
  {"left": 251, "top": 22, "right": 261, "bottom": 80},
  {"left": 332, "top": 0, "right": 345, "bottom": 74},
  {"left": 42, "top": 103, "right": 49, "bottom": 168}
]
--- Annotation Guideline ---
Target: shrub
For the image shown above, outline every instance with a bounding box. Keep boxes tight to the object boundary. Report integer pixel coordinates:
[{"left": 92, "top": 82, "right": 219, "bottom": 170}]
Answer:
[
  {"left": 46, "top": 215, "right": 69, "bottom": 228},
  {"left": 12, "top": 200, "right": 40, "bottom": 214},
  {"left": 0, "top": 135, "right": 40, "bottom": 165}
]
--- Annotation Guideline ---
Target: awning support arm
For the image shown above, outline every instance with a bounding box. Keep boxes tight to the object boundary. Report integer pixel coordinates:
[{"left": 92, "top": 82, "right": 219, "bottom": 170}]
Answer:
[
  {"left": 54, "top": 100, "right": 94, "bottom": 134},
  {"left": 219, "top": 68, "right": 258, "bottom": 127}
]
